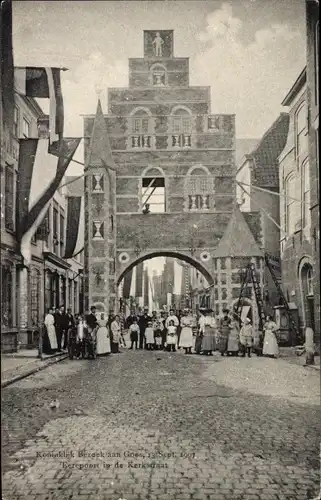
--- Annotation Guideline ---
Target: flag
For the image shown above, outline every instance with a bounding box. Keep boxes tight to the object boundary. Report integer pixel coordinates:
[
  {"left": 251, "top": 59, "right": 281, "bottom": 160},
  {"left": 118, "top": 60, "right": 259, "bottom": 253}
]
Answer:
[
  {"left": 135, "top": 262, "right": 144, "bottom": 297},
  {"left": 123, "top": 269, "right": 133, "bottom": 299},
  {"left": 0, "top": 0, "right": 14, "bottom": 133},
  {"left": 16, "top": 137, "right": 81, "bottom": 264},
  {"left": 64, "top": 196, "right": 84, "bottom": 259},
  {"left": 14, "top": 66, "right": 64, "bottom": 142}
]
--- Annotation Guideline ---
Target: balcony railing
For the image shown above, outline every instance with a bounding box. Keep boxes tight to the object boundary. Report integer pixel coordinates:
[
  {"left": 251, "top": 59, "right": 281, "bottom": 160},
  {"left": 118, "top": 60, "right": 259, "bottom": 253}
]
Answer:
[
  {"left": 188, "top": 194, "right": 209, "bottom": 211},
  {"left": 131, "top": 135, "right": 151, "bottom": 149},
  {"left": 172, "top": 134, "right": 191, "bottom": 148}
]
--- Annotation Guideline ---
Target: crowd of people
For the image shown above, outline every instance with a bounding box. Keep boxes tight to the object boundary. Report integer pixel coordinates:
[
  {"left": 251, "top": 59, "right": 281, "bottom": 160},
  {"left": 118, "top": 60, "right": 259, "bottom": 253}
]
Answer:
[
  {"left": 42, "top": 304, "right": 280, "bottom": 359},
  {"left": 124, "top": 306, "right": 279, "bottom": 358}
]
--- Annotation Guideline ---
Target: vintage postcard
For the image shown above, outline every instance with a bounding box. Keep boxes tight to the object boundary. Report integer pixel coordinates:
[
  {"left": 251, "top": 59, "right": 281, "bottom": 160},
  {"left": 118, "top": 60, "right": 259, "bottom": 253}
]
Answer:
[{"left": 1, "top": 1, "right": 320, "bottom": 499}]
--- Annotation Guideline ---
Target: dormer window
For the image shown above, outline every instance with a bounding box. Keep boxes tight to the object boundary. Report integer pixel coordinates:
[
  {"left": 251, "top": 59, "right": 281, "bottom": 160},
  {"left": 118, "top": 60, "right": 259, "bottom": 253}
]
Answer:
[{"left": 150, "top": 64, "right": 167, "bottom": 86}]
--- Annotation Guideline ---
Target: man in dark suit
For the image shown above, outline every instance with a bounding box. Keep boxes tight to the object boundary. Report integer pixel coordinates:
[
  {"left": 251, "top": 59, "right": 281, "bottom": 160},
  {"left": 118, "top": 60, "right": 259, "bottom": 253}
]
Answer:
[
  {"left": 138, "top": 307, "right": 151, "bottom": 349},
  {"left": 125, "top": 310, "right": 137, "bottom": 330},
  {"left": 55, "top": 305, "right": 70, "bottom": 351},
  {"left": 86, "top": 306, "right": 98, "bottom": 331}
]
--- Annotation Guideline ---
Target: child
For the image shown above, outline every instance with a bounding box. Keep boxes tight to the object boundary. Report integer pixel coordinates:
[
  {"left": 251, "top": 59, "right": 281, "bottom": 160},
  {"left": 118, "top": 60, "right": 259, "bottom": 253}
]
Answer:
[
  {"left": 145, "top": 321, "right": 155, "bottom": 350},
  {"left": 153, "top": 318, "right": 163, "bottom": 350},
  {"left": 166, "top": 320, "right": 177, "bottom": 352},
  {"left": 129, "top": 318, "right": 139, "bottom": 350},
  {"left": 239, "top": 318, "right": 253, "bottom": 358}
]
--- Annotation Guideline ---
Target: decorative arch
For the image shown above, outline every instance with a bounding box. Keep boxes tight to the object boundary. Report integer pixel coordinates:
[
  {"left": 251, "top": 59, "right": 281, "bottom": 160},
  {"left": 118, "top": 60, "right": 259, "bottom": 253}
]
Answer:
[
  {"left": 129, "top": 106, "right": 152, "bottom": 117},
  {"left": 141, "top": 165, "right": 165, "bottom": 177},
  {"left": 150, "top": 63, "right": 167, "bottom": 86},
  {"left": 298, "top": 255, "right": 315, "bottom": 329},
  {"left": 117, "top": 251, "right": 214, "bottom": 287},
  {"left": 187, "top": 164, "right": 210, "bottom": 176},
  {"left": 171, "top": 105, "right": 192, "bottom": 116}
]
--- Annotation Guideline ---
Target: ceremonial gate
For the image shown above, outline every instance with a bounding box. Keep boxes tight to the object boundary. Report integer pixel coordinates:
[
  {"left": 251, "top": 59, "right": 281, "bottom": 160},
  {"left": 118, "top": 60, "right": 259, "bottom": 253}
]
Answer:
[{"left": 83, "top": 29, "right": 263, "bottom": 317}]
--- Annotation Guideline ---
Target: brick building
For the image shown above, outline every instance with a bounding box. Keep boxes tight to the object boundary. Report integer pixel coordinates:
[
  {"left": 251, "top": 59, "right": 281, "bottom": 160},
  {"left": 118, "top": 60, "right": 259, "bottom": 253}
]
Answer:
[
  {"left": 279, "top": 69, "right": 314, "bottom": 339},
  {"left": 236, "top": 113, "right": 289, "bottom": 313},
  {"left": 306, "top": 0, "right": 319, "bottom": 347},
  {"left": 1, "top": 97, "right": 84, "bottom": 353},
  {"left": 83, "top": 30, "right": 264, "bottom": 322}
]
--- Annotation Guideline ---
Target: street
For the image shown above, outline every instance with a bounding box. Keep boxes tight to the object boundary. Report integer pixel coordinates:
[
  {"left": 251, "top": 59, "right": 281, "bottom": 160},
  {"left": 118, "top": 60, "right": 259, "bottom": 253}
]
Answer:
[{"left": 1, "top": 350, "right": 320, "bottom": 500}]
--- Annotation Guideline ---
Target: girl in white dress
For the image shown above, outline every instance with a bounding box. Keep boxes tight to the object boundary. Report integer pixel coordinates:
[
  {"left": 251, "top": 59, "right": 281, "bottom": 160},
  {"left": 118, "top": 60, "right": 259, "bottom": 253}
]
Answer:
[
  {"left": 166, "top": 321, "right": 177, "bottom": 352},
  {"left": 180, "top": 309, "right": 194, "bottom": 354},
  {"left": 44, "top": 307, "right": 58, "bottom": 353},
  {"left": 262, "top": 316, "right": 279, "bottom": 358},
  {"left": 145, "top": 321, "right": 155, "bottom": 350},
  {"left": 96, "top": 312, "right": 111, "bottom": 356}
]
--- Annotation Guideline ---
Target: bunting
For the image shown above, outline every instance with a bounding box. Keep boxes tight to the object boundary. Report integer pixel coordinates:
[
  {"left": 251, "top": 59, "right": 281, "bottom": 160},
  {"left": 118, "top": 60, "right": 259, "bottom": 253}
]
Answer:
[
  {"left": 135, "top": 262, "right": 144, "bottom": 298},
  {"left": 14, "top": 66, "right": 64, "bottom": 142},
  {"left": 64, "top": 196, "right": 84, "bottom": 259},
  {"left": 122, "top": 269, "right": 133, "bottom": 299},
  {"left": 16, "top": 137, "right": 81, "bottom": 264}
]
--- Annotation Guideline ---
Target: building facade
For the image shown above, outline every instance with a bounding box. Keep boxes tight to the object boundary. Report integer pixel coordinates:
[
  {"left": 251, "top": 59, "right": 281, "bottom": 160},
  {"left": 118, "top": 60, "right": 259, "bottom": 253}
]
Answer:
[
  {"left": 279, "top": 69, "right": 314, "bottom": 339},
  {"left": 84, "top": 30, "right": 264, "bottom": 322},
  {"left": 306, "top": 0, "right": 319, "bottom": 347},
  {"left": 1, "top": 95, "right": 84, "bottom": 352},
  {"left": 236, "top": 113, "right": 289, "bottom": 314}
]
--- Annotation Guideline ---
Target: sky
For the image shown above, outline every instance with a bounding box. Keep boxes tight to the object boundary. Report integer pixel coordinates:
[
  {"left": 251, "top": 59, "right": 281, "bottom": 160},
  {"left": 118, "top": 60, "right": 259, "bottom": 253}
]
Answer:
[
  {"left": 12, "top": 0, "right": 307, "bottom": 281},
  {"left": 13, "top": 0, "right": 306, "bottom": 176}
]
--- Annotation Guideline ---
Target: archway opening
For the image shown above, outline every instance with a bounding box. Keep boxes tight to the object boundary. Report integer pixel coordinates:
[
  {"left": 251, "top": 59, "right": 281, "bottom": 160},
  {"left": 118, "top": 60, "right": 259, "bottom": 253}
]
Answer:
[
  {"left": 301, "top": 262, "right": 315, "bottom": 331},
  {"left": 118, "top": 253, "right": 214, "bottom": 317}
]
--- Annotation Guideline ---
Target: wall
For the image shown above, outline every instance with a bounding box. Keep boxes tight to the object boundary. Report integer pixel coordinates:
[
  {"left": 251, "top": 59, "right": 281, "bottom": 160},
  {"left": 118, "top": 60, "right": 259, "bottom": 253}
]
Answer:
[
  {"left": 279, "top": 82, "right": 313, "bottom": 334},
  {"left": 306, "top": 0, "right": 320, "bottom": 345}
]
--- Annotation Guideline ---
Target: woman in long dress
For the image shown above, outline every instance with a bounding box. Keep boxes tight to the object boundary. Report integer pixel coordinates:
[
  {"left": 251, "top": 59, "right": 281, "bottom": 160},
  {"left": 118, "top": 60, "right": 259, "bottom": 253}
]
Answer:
[
  {"left": 227, "top": 313, "right": 240, "bottom": 356},
  {"left": 262, "top": 316, "right": 279, "bottom": 358},
  {"left": 96, "top": 312, "right": 111, "bottom": 356},
  {"left": 44, "top": 307, "right": 58, "bottom": 354},
  {"left": 179, "top": 309, "right": 194, "bottom": 354},
  {"left": 110, "top": 315, "right": 122, "bottom": 353},
  {"left": 195, "top": 311, "right": 205, "bottom": 354},
  {"left": 218, "top": 309, "right": 231, "bottom": 356},
  {"left": 200, "top": 309, "right": 216, "bottom": 355}
]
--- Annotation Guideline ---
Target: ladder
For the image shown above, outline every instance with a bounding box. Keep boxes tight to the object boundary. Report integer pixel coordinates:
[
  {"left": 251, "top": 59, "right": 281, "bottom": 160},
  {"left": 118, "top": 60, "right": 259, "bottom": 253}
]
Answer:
[
  {"left": 236, "top": 263, "right": 265, "bottom": 331},
  {"left": 264, "top": 253, "right": 298, "bottom": 342}
]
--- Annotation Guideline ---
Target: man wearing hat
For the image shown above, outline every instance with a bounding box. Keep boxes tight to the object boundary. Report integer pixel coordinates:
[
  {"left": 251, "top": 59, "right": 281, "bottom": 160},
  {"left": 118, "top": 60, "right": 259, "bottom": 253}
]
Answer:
[
  {"left": 239, "top": 317, "right": 254, "bottom": 358},
  {"left": 138, "top": 307, "right": 152, "bottom": 349}
]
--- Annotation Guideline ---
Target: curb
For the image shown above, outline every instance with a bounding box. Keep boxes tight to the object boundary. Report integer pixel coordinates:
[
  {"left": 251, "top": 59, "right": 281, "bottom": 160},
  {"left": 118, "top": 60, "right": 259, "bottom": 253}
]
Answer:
[{"left": 1, "top": 353, "right": 69, "bottom": 388}]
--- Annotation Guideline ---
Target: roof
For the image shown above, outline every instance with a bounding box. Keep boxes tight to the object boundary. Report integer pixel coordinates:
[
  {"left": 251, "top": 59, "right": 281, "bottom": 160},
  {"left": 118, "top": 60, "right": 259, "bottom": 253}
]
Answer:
[
  {"left": 235, "top": 138, "right": 259, "bottom": 167},
  {"left": 65, "top": 176, "right": 84, "bottom": 196},
  {"left": 281, "top": 67, "right": 307, "bottom": 106},
  {"left": 19, "top": 94, "right": 46, "bottom": 117},
  {"left": 249, "top": 113, "right": 290, "bottom": 188},
  {"left": 213, "top": 206, "right": 263, "bottom": 258},
  {"left": 87, "top": 100, "right": 116, "bottom": 170}
]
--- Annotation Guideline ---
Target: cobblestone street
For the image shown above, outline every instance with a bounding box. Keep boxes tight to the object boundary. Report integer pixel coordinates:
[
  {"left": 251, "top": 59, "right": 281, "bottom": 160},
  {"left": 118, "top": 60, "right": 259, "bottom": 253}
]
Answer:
[{"left": 2, "top": 350, "right": 320, "bottom": 500}]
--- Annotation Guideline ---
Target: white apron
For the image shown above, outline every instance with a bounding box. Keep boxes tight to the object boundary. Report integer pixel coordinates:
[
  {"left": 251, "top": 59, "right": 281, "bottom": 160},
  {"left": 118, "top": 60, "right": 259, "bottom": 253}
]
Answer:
[
  {"left": 96, "top": 319, "right": 111, "bottom": 355},
  {"left": 44, "top": 314, "right": 58, "bottom": 349}
]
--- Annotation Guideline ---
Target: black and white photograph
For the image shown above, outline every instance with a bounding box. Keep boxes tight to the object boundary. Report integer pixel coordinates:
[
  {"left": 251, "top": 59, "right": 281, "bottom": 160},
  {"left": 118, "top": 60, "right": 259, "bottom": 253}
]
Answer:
[{"left": 1, "top": 0, "right": 320, "bottom": 499}]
